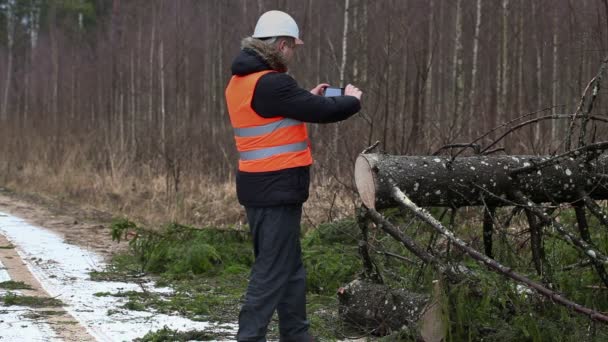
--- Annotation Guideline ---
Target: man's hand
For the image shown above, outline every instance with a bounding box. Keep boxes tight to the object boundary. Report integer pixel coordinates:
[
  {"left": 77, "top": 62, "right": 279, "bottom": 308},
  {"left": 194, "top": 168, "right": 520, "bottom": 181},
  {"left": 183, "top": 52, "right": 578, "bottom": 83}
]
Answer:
[
  {"left": 344, "top": 84, "right": 363, "bottom": 101},
  {"left": 310, "top": 83, "right": 330, "bottom": 96}
]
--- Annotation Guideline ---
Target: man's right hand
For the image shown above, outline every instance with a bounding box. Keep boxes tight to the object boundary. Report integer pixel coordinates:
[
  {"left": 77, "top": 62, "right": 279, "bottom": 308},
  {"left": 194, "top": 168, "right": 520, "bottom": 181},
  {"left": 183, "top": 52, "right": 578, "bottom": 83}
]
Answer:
[{"left": 344, "top": 84, "right": 363, "bottom": 101}]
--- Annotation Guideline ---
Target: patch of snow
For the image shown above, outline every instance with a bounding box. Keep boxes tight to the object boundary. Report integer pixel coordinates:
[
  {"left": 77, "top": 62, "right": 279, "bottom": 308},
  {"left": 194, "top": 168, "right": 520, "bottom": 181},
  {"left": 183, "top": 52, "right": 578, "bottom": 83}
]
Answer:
[
  {"left": 0, "top": 213, "right": 237, "bottom": 341},
  {"left": 0, "top": 259, "right": 10, "bottom": 282},
  {"left": 0, "top": 261, "right": 61, "bottom": 340},
  {"left": 0, "top": 306, "right": 61, "bottom": 341},
  {"left": 515, "top": 284, "right": 533, "bottom": 297}
]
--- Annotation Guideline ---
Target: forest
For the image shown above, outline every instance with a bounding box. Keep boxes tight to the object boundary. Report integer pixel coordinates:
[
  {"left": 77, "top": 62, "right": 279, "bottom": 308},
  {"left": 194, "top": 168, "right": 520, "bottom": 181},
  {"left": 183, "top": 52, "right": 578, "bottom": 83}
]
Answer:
[
  {"left": 3, "top": 0, "right": 608, "bottom": 340},
  {"left": 0, "top": 1, "right": 606, "bottom": 220}
]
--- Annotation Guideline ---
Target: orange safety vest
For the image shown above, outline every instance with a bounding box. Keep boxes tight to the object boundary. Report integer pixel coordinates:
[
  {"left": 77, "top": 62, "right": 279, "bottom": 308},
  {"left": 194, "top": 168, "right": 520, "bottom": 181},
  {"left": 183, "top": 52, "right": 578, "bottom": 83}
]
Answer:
[{"left": 225, "top": 70, "right": 313, "bottom": 172}]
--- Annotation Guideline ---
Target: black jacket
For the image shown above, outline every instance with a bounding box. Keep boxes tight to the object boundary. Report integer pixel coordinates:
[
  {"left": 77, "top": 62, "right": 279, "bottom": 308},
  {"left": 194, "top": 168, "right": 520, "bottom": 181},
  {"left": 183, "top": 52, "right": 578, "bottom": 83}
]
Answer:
[{"left": 229, "top": 39, "right": 361, "bottom": 207}]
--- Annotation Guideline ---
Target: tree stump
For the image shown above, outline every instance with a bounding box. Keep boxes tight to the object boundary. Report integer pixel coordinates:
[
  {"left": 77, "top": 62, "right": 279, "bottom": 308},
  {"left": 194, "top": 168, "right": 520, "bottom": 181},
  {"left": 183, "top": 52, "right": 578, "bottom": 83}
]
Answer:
[{"left": 337, "top": 279, "right": 441, "bottom": 338}]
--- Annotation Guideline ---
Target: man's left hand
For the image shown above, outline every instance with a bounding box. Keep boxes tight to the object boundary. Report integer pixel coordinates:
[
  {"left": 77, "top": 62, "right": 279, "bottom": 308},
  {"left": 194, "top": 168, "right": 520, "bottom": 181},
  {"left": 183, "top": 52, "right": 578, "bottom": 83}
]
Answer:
[{"left": 310, "top": 83, "right": 330, "bottom": 96}]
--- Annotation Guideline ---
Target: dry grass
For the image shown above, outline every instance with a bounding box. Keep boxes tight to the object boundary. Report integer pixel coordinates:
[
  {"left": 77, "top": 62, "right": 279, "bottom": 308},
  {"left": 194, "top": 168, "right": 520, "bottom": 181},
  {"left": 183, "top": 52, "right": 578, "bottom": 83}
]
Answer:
[{"left": 0, "top": 139, "right": 356, "bottom": 229}]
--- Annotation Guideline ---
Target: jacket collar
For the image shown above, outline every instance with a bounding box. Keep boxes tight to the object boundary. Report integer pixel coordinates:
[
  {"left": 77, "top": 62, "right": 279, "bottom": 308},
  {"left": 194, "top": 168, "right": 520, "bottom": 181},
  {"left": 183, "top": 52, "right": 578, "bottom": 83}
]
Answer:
[{"left": 240, "top": 37, "right": 288, "bottom": 73}]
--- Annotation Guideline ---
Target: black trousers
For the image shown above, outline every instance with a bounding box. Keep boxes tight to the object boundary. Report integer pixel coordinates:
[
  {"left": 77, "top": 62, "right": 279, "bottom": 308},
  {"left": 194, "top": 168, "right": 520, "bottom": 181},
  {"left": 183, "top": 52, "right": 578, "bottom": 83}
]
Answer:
[{"left": 237, "top": 204, "right": 311, "bottom": 342}]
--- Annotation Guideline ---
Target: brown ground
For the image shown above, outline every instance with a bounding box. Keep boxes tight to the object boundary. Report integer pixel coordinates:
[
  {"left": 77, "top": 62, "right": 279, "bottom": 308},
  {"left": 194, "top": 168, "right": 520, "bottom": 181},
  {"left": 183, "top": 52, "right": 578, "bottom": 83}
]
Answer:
[{"left": 0, "top": 188, "right": 126, "bottom": 341}]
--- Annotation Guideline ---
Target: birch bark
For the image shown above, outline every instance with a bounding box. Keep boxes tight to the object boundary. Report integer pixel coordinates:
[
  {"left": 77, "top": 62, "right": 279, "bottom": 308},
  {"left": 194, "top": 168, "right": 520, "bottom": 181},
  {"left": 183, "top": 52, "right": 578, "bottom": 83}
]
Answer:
[
  {"left": 468, "top": 0, "right": 482, "bottom": 138},
  {"left": 333, "top": 0, "right": 350, "bottom": 170}
]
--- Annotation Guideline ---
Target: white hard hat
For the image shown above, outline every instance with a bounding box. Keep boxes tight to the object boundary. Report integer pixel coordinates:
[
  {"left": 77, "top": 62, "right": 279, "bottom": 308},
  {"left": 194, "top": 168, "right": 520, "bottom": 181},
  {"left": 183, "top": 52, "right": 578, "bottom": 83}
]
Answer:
[{"left": 252, "top": 10, "right": 304, "bottom": 45}]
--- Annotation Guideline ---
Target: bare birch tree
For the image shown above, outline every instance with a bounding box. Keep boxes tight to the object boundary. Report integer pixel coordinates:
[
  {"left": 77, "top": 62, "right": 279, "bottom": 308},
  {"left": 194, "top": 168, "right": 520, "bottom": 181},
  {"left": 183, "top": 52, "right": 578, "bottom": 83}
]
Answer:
[
  {"left": 332, "top": 0, "right": 349, "bottom": 170},
  {"left": 468, "top": 0, "right": 482, "bottom": 138}
]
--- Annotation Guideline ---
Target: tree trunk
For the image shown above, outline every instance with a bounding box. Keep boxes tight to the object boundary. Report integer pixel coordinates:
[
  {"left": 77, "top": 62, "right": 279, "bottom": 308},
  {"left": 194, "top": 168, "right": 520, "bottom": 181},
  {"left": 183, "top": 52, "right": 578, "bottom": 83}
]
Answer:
[
  {"left": 551, "top": 7, "right": 559, "bottom": 143},
  {"left": 50, "top": 2, "right": 59, "bottom": 136},
  {"left": 501, "top": 0, "right": 510, "bottom": 120},
  {"left": 148, "top": 3, "right": 157, "bottom": 126},
  {"left": 533, "top": 0, "right": 543, "bottom": 145},
  {"left": 1, "top": 1, "right": 15, "bottom": 123},
  {"left": 333, "top": 0, "right": 350, "bottom": 171},
  {"left": 355, "top": 153, "right": 608, "bottom": 209},
  {"left": 468, "top": 0, "right": 482, "bottom": 138},
  {"left": 425, "top": 0, "right": 434, "bottom": 119},
  {"left": 517, "top": 1, "right": 525, "bottom": 115},
  {"left": 159, "top": 37, "right": 166, "bottom": 158},
  {"left": 452, "top": 0, "right": 464, "bottom": 133}
]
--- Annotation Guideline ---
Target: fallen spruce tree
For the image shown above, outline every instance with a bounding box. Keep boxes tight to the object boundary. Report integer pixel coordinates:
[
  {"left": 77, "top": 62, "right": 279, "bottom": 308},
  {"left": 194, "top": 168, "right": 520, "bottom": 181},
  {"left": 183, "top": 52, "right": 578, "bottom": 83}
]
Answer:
[
  {"left": 355, "top": 152, "right": 608, "bottom": 209},
  {"left": 339, "top": 58, "right": 608, "bottom": 338}
]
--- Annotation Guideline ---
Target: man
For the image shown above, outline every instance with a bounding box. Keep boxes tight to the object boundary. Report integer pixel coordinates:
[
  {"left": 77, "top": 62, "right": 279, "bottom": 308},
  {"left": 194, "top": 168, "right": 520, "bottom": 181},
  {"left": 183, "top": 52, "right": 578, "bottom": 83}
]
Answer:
[{"left": 225, "top": 10, "right": 363, "bottom": 342}]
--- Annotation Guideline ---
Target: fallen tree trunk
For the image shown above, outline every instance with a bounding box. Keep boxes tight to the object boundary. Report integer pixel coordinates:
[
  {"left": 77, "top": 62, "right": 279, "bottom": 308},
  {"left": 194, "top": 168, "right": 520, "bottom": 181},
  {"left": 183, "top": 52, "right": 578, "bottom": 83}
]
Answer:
[{"left": 355, "top": 153, "right": 608, "bottom": 209}]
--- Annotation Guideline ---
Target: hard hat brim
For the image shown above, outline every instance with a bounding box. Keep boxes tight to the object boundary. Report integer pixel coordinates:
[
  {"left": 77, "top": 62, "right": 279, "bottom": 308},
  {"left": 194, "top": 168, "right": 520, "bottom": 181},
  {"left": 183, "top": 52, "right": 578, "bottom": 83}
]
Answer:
[{"left": 295, "top": 38, "right": 304, "bottom": 45}]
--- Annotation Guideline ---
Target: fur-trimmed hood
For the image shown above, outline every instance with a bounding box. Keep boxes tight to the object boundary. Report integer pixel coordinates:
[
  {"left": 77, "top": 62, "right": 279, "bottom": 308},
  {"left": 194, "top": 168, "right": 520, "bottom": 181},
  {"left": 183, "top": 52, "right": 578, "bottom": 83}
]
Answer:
[{"left": 231, "top": 37, "right": 288, "bottom": 75}]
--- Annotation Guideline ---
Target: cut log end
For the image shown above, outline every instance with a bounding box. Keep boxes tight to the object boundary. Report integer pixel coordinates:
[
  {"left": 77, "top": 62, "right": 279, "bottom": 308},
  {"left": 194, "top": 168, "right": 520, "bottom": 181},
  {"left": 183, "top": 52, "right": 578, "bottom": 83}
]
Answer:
[{"left": 355, "top": 155, "right": 376, "bottom": 209}]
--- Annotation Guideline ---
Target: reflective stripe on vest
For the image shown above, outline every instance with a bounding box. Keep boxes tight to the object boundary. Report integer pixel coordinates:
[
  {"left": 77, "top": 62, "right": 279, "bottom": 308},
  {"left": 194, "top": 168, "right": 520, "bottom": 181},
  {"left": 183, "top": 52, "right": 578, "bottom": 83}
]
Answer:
[
  {"left": 239, "top": 141, "right": 309, "bottom": 161},
  {"left": 233, "top": 118, "right": 303, "bottom": 137}
]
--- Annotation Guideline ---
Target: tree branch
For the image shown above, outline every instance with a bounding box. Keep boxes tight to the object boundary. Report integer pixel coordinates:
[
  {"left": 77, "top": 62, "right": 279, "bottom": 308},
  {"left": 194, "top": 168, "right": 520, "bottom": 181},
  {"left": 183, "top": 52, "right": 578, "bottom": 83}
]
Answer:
[{"left": 388, "top": 179, "right": 608, "bottom": 323}]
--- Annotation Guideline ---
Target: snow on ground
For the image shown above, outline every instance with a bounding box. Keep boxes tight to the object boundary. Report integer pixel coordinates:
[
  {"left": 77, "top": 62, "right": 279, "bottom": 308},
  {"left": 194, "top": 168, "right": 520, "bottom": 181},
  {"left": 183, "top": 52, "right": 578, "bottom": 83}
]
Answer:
[
  {"left": 0, "top": 212, "right": 237, "bottom": 342},
  {"left": 0, "top": 260, "right": 10, "bottom": 282},
  {"left": 0, "top": 260, "right": 61, "bottom": 341},
  {"left": 0, "top": 306, "right": 61, "bottom": 342}
]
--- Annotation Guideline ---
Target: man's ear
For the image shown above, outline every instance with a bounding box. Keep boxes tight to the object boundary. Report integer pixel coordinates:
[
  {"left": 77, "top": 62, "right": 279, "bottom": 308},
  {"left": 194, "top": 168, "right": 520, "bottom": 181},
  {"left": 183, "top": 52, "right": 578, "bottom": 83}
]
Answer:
[{"left": 277, "top": 39, "right": 287, "bottom": 52}]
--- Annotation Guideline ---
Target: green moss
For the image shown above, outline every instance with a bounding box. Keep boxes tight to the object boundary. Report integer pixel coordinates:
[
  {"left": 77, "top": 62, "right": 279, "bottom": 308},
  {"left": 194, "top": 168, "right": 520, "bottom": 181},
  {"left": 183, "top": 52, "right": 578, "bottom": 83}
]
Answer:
[
  {"left": 1, "top": 293, "right": 63, "bottom": 307},
  {"left": 134, "top": 326, "right": 222, "bottom": 342},
  {"left": 109, "top": 220, "right": 253, "bottom": 277},
  {"left": 301, "top": 219, "right": 363, "bottom": 295},
  {"left": 302, "top": 243, "right": 361, "bottom": 294},
  {"left": 304, "top": 219, "right": 360, "bottom": 245},
  {"left": 0, "top": 280, "right": 33, "bottom": 290},
  {"left": 163, "top": 238, "right": 222, "bottom": 275},
  {"left": 123, "top": 300, "right": 146, "bottom": 311}
]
